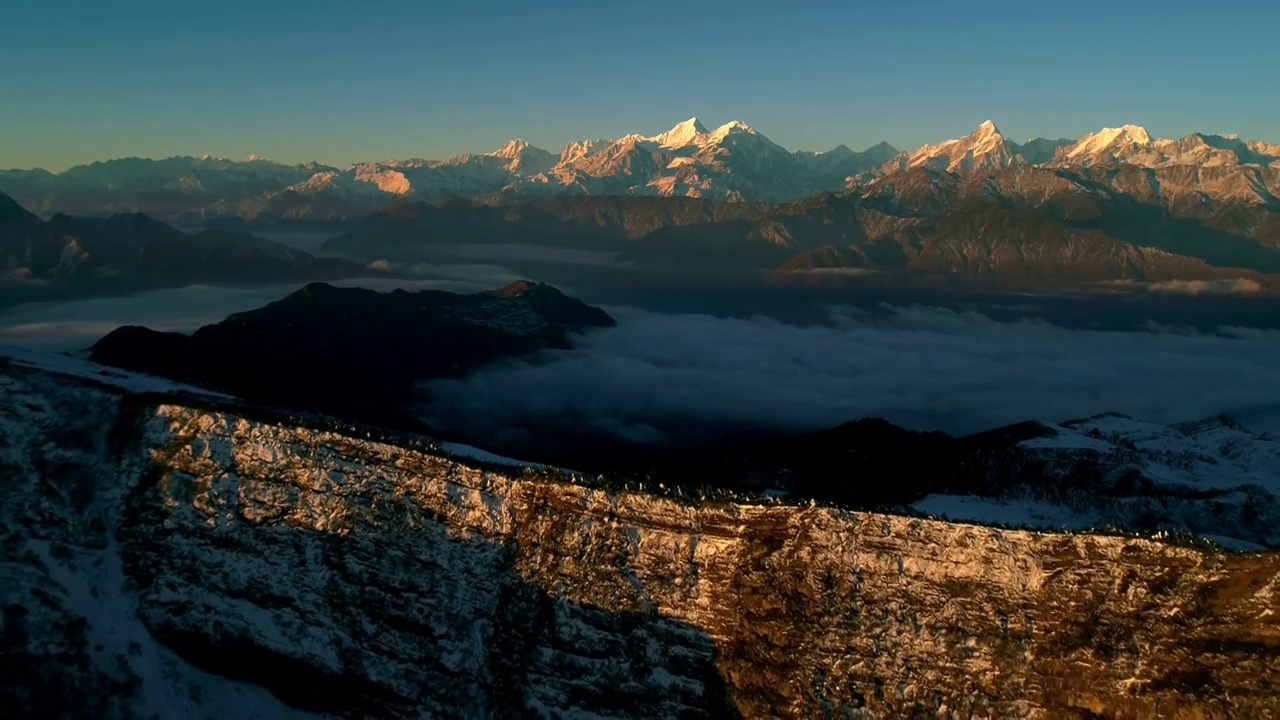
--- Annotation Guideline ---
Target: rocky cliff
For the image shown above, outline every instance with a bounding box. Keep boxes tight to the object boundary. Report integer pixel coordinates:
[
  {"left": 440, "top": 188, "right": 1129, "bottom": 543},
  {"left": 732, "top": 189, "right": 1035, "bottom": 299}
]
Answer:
[{"left": 2, "top": 361, "right": 1277, "bottom": 719}]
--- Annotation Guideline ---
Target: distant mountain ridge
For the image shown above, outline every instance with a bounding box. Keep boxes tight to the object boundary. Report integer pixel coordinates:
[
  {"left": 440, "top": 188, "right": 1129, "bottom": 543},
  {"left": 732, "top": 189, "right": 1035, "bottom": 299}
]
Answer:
[
  {"left": 319, "top": 160, "right": 1280, "bottom": 294},
  {"left": 4, "top": 119, "right": 1277, "bottom": 226},
  {"left": 0, "top": 193, "right": 368, "bottom": 307}
]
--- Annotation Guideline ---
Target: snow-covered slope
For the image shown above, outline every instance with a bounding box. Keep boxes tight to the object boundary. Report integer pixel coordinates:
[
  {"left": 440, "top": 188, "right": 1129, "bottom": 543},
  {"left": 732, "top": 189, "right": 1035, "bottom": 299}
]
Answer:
[
  {"left": 912, "top": 412, "right": 1280, "bottom": 551},
  {"left": 1050, "top": 127, "right": 1280, "bottom": 169},
  {"left": 880, "top": 120, "right": 1025, "bottom": 173}
]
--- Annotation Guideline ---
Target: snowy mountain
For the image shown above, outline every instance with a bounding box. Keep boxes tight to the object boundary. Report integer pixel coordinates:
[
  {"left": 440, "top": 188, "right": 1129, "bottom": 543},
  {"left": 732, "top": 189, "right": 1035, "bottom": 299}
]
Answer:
[
  {"left": 318, "top": 158, "right": 1280, "bottom": 293},
  {"left": 2, "top": 118, "right": 1278, "bottom": 226},
  {"left": 3, "top": 350, "right": 1278, "bottom": 717},
  {"left": 1049, "top": 126, "right": 1280, "bottom": 169},
  {"left": 879, "top": 120, "right": 1028, "bottom": 173},
  {"left": 504, "top": 118, "right": 820, "bottom": 202},
  {"left": 912, "top": 412, "right": 1280, "bottom": 551}
]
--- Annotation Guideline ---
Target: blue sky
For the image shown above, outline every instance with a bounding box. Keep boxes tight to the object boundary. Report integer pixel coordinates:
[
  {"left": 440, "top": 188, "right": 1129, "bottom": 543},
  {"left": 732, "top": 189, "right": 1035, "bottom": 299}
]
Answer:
[{"left": 3, "top": 0, "right": 1276, "bottom": 170}]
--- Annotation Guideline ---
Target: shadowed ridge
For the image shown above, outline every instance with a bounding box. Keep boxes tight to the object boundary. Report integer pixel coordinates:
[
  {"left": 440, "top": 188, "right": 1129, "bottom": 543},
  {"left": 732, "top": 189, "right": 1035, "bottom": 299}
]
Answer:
[
  {"left": 0, "top": 191, "right": 33, "bottom": 219},
  {"left": 88, "top": 281, "right": 617, "bottom": 420}
]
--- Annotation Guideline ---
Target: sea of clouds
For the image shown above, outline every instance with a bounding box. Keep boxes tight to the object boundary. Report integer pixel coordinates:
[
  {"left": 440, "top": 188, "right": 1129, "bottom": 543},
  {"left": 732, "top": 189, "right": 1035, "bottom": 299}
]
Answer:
[
  {"left": 417, "top": 303, "right": 1280, "bottom": 447},
  {"left": 3, "top": 270, "right": 1277, "bottom": 446}
]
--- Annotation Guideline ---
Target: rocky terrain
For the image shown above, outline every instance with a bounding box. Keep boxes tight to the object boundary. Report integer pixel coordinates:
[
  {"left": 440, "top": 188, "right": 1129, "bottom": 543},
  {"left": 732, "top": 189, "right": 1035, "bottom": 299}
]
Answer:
[
  {"left": 0, "top": 193, "right": 368, "bottom": 308},
  {"left": 87, "top": 280, "right": 616, "bottom": 421},
  {"left": 2, "top": 358, "right": 1278, "bottom": 718}
]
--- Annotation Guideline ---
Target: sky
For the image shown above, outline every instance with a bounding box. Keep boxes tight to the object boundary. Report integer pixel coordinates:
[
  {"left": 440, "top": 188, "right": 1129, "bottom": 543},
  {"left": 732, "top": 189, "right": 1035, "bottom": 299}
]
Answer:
[{"left": 2, "top": 0, "right": 1277, "bottom": 170}]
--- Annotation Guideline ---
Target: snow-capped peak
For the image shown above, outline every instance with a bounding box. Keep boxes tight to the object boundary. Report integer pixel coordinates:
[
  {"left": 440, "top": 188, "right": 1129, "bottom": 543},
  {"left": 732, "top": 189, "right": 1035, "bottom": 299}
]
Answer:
[
  {"left": 488, "top": 139, "right": 532, "bottom": 159},
  {"left": 706, "top": 120, "right": 757, "bottom": 144},
  {"left": 972, "top": 120, "right": 1003, "bottom": 137},
  {"left": 1066, "top": 124, "right": 1152, "bottom": 158},
  {"left": 650, "top": 118, "right": 710, "bottom": 149}
]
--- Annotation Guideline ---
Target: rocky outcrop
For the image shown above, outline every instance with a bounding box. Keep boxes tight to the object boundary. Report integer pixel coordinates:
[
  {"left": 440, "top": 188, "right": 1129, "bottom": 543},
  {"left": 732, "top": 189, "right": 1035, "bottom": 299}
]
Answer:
[{"left": 2, "top": 363, "right": 1277, "bottom": 718}]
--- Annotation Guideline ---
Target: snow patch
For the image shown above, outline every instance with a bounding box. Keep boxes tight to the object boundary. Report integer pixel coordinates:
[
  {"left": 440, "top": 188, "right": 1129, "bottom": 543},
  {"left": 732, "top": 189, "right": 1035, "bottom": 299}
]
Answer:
[
  {"left": 27, "top": 539, "right": 313, "bottom": 718},
  {"left": 436, "top": 441, "right": 544, "bottom": 469},
  {"left": 0, "top": 346, "right": 233, "bottom": 399},
  {"left": 911, "top": 495, "right": 1096, "bottom": 532}
]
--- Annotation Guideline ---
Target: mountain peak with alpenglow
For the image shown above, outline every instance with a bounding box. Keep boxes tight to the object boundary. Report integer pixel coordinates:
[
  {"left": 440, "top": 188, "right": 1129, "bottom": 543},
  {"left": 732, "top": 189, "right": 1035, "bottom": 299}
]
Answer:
[
  {"left": 1064, "top": 125, "right": 1153, "bottom": 161},
  {"left": 706, "top": 120, "right": 758, "bottom": 144},
  {"left": 885, "top": 119, "right": 1019, "bottom": 173},
  {"left": 650, "top": 118, "right": 710, "bottom": 149},
  {"left": 973, "top": 120, "right": 1003, "bottom": 137},
  {"left": 489, "top": 139, "right": 532, "bottom": 158}
]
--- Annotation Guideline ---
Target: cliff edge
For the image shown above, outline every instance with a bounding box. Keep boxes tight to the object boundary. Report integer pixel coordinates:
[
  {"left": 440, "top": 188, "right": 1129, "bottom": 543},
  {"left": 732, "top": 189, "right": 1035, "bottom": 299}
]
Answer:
[{"left": 2, "top": 361, "right": 1277, "bottom": 718}]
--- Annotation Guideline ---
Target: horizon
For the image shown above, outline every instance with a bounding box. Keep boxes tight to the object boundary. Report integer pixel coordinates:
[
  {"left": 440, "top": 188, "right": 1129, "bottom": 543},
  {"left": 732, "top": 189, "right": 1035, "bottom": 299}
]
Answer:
[
  {"left": 5, "top": 115, "right": 1278, "bottom": 173},
  {"left": 4, "top": 0, "right": 1277, "bottom": 171}
]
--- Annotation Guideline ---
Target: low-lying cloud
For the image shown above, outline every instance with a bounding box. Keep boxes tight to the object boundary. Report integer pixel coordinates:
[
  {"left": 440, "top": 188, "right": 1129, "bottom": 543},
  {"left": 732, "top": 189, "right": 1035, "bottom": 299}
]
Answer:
[
  {"left": 419, "top": 304, "right": 1280, "bottom": 448},
  {"left": 780, "top": 268, "right": 880, "bottom": 276},
  {"left": 1091, "top": 278, "right": 1266, "bottom": 295}
]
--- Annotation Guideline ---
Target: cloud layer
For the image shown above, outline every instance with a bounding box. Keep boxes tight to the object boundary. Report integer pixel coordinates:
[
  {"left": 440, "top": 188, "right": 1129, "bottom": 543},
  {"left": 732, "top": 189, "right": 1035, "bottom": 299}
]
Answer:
[
  {"left": 419, "top": 304, "right": 1280, "bottom": 449},
  {"left": 4, "top": 276, "right": 1277, "bottom": 449},
  {"left": 1091, "top": 278, "right": 1266, "bottom": 295}
]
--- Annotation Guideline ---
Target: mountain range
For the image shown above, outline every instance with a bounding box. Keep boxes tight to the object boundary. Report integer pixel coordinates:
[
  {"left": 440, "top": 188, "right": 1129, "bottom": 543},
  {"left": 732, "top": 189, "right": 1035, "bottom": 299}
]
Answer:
[
  {"left": 4, "top": 119, "right": 1277, "bottom": 227},
  {"left": 321, "top": 161, "right": 1280, "bottom": 293},
  {"left": 4, "top": 119, "right": 1280, "bottom": 298}
]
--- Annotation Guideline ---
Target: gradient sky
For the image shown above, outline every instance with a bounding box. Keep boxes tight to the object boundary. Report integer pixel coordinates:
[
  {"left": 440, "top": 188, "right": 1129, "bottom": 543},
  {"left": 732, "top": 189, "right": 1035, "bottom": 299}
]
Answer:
[{"left": 3, "top": 0, "right": 1277, "bottom": 171}]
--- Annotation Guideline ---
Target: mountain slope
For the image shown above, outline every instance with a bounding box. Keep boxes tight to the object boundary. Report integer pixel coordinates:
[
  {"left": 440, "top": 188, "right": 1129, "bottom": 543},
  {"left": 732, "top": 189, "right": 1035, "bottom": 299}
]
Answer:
[{"left": 2, "top": 358, "right": 1278, "bottom": 717}]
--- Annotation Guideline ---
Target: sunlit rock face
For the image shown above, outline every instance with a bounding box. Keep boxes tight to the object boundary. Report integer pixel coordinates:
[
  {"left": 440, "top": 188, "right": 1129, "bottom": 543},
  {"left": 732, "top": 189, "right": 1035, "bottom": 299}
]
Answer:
[{"left": 2, "top": 363, "right": 1278, "bottom": 718}]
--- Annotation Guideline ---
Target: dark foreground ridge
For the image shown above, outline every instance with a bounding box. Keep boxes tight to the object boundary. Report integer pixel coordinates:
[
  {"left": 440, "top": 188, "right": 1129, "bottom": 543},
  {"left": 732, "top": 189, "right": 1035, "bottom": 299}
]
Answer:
[{"left": 88, "top": 280, "right": 616, "bottom": 420}]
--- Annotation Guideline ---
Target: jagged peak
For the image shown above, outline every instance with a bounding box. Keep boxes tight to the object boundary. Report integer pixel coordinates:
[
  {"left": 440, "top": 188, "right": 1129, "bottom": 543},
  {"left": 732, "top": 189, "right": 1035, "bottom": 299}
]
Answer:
[
  {"left": 488, "top": 139, "right": 534, "bottom": 158},
  {"left": 650, "top": 117, "right": 710, "bottom": 148},
  {"left": 705, "top": 120, "right": 758, "bottom": 144},
  {"left": 972, "top": 120, "right": 1003, "bottom": 137},
  {"left": 1082, "top": 124, "right": 1150, "bottom": 146},
  {"left": 715, "top": 120, "right": 754, "bottom": 133},
  {"left": 1060, "top": 124, "right": 1153, "bottom": 161},
  {"left": 556, "top": 138, "right": 610, "bottom": 164}
]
